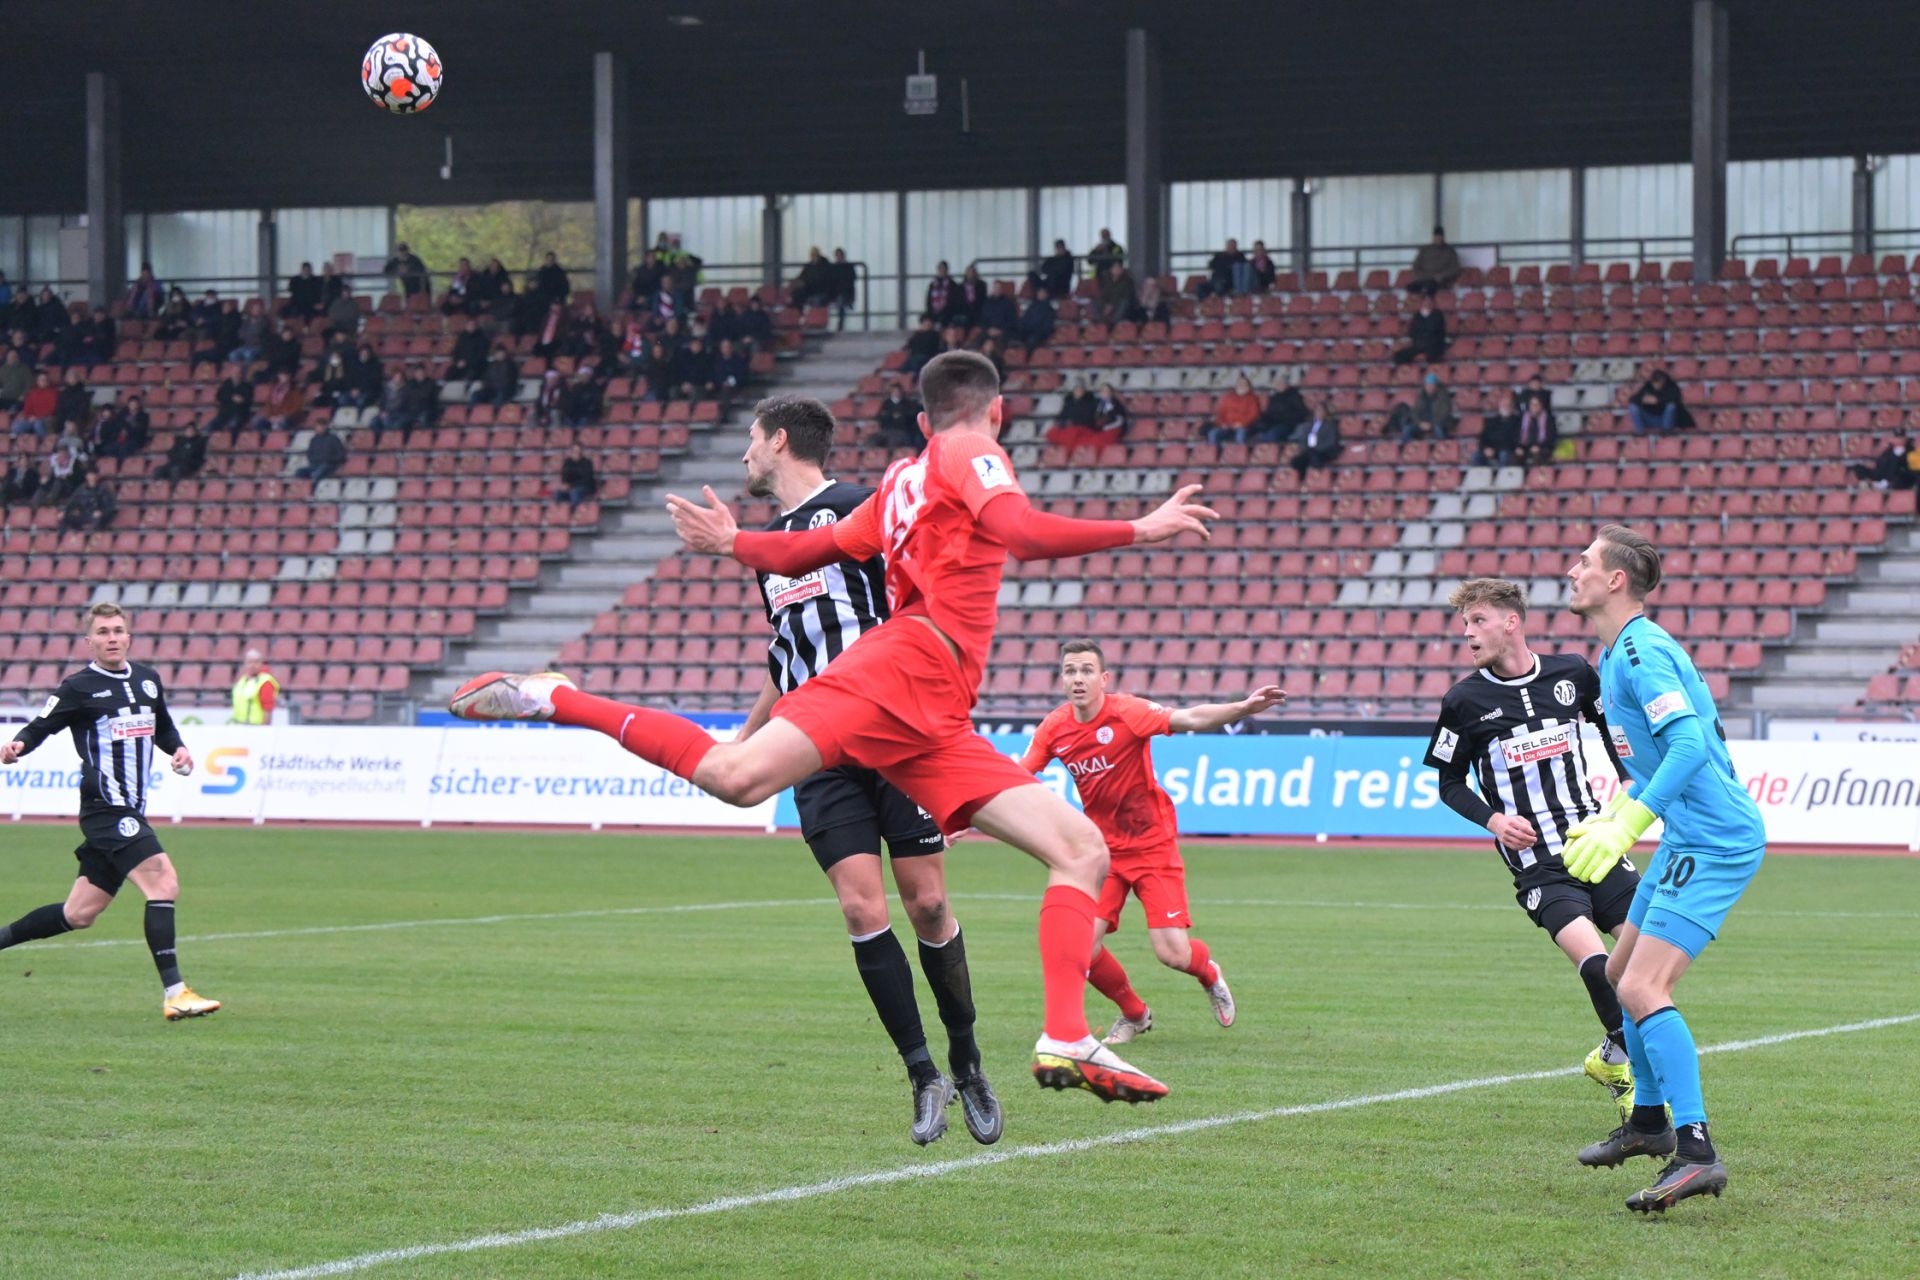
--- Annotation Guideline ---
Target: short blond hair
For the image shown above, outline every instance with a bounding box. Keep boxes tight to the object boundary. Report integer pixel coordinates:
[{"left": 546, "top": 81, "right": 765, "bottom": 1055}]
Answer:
[
  {"left": 1596, "top": 524, "right": 1662, "bottom": 599},
  {"left": 1447, "top": 578, "right": 1527, "bottom": 619},
  {"left": 85, "top": 601, "right": 128, "bottom": 631}
]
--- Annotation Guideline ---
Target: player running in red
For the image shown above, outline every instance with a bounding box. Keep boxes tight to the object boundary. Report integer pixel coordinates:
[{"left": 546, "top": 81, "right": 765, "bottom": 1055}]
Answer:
[
  {"left": 1021, "top": 640, "right": 1284, "bottom": 1043},
  {"left": 448, "top": 351, "right": 1217, "bottom": 1104}
]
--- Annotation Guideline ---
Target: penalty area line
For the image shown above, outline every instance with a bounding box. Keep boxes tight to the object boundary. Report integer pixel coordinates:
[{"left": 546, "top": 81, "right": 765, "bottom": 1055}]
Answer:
[{"left": 229, "top": 1010, "right": 1920, "bottom": 1280}]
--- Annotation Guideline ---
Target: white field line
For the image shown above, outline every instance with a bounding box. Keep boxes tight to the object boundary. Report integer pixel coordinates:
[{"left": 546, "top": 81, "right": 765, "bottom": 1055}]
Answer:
[
  {"left": 230, "top": 1010, "right": 1920, "bottom": 1280},
  {"left": 52, "top": 892, "right": 1919, "bottom": 953}
]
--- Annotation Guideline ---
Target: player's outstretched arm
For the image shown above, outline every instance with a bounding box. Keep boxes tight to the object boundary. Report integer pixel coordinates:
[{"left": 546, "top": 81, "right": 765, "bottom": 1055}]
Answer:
[
  {"left": 1131, "top": 483, "right": 1220, "bottom": 545},
  {"left": 1167, "top": 684, "right": 1287, "bottom": 732},
  {"left": 670, "top": 486, "right": 883, "bottom": 577},
  {"left": 666, "top": 486, "right": 744, "bottom": 556},
  {"left": 976, "top": 484, "right": 1217, "bottom": 563}
]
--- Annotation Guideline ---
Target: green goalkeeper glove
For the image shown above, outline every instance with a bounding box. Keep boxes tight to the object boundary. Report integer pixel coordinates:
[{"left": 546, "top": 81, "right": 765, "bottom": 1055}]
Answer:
[
  {"left": 1565, "top": 782, "right": 1635, "bottom": 842},
  {"left": 1561, "top": 795, "right": 1655, "bottom": 883}
]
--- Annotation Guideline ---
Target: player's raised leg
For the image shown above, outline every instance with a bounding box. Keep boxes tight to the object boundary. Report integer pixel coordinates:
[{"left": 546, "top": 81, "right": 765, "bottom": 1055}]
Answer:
[
  {"left": 127, "top": 854, "right": 220, "bottom": 1020},
  {"left": 965, "top": 784, "right": 1168, "bottom": 1104}
]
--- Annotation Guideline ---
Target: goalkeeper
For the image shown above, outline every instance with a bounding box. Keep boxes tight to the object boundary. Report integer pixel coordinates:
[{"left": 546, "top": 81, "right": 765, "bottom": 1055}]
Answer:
[{"left": 1562, "top": 525, "right": 1768, "bottom": 1214}]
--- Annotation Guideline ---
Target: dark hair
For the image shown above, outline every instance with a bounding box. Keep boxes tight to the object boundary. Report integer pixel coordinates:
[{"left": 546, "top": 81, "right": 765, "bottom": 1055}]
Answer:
[
  {"left": 753, "top": 395, "right": 836, "bottom": 466},
  {"left": 1595, "top": 524, "right": 1662, "bottom": 598},
  {"left": 918, "top": 351, "right": 1000, "bottom": 430},
  {"left": 1060, "top": 639, "right": 1107, "bottom": 668}
]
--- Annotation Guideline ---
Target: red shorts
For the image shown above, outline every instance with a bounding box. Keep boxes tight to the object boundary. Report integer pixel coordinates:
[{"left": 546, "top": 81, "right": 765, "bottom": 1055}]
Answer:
[
  {"left": 774, "top": 621, "right": 1039, "bottom": 834},
  {"left": 1096, "top": 846, "right": 1191, "bottom": 934}
]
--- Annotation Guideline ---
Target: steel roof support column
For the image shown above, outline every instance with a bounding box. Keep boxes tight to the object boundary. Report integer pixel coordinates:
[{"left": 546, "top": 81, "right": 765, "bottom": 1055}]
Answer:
[
  {"left": 593, "top": 52, "right": 631, "bottom": 312},
  {"left": 1124, "top": 28, "right": 1165, "bottom": 281},
  {"left": 1691, "top": 0, "right": 1728, "bottom": 280},
  {"left": 85, "top": 71, "right": 125, "bottom": 307}
]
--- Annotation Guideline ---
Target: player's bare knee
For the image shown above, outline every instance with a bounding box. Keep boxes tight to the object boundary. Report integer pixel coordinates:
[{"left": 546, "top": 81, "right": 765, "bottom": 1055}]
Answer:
[
  {"left": 1151, "top": 935, "right": 1191, "bottom": 970},
  {"left": 697, "top": 753, "right": 773, "bottom": 806},
  {"left": 63, "top": 904, "right": 100, "bottom": 929},
  {"left": 1615, "top": 974, "right": 1666, "bottom": 1020},
  {"left": 840, "top": 898, "right": 890, "bottom": 936},
  {"left": 1605, "top": 951, "right": 1630, "bottom": 989},
  {"left": 903, "top": 889, "right": 950, "bottom": 939}
]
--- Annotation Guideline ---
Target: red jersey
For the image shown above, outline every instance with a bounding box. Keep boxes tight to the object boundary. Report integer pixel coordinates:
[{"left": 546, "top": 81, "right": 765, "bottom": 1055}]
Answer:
[
  {"left": 829, "top": 430, "right": 1021, "bottom": 697},
  {"left": 1022, "top": 693, "right": 1181, "bottom": 860}
]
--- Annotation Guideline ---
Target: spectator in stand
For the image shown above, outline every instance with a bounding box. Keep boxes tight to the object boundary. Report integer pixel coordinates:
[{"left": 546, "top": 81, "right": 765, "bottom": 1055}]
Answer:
[
  {"left": 319, "top": 261, "right": 348, "bottom": 309},
  {"left": 1034, "top": 239, "right": 1076, "bottom": 299},
  {"left": 530, "top": 301, "right": 570, "bottom": 360},
  {"left": 438, "top": 257, "right": 477, "bottom": 316},
  {"left": 292, "top": 422, "right": 347, "bottom": 485},
  {"left": 953, "top": 265, "right": 989, "bottom": 329},
  {"left": 1288, "top": 401, "right": 1343, "bottom": 482},
  {"left": 707, "top": 299, "right": 742, "bottom": 349},
  {"left": 643, "top": 341, "right": 676, "bottom": 402},
  {"left": 1095, "top": 261, "right": 1137, "bottom": 327},
  {"left": 468, "top": 343, "right": 517, "bottom": 408},
  {"left": 1093, "top": 382, "right": 1129, "bottom": 440},
  {"left": 226, "top": 299, "right": 268, "bottom": 367},
  {"left": 0, "top": 270, "right": 10, "bottom": 309},
  {"left": 11, "top": 371, "right": 57, "bottom": 438},
  {"left": 1474, "top": 391, "right": 1522, "bottom": 467},
  {"left": 789, "top": 248, "right": 836, "bottom": 310},
  {"left": 369, "top": 371, "right": 412, "bottom": 438},
  {"left": 1, "top": 458, "right": 40, "bottom": 504},
  {"left": 190, "top": 298, "right": 242, "bottom": 369},
  {"left": 1048, "top": 382, "right": 1103, "bottom": 450},
  {"left": 0, "top": 348, "right": 30, "bottom": 410},
  {"left": 309, "top": 350, "right": 355, "bottom": 408},
  {"left": 1850, "top": 436, "right": 1917, "bottom": 491},
  {"left": 737, "top": 295, "right": 773, "bottom": 351},
  {"left": 565, "top": 301, "right": 614, "bottom": 368},
  {"left": 870, "top": 380, "right": 924, "bottom": 450},
  {"left": 1132, "top": 274, "right": 1171, "bottom": 326},
  {"left": 93, "top": 395, "right": 150, "bottom": 461},
  {"left": 447, "top": 317, "right": 489, "bottom": 382},
  {"left": 284, "top": 262, "right": 323, "bottom": 319},
  {"left": 54, "top": 368, "right": 93, "bottom": 433},
  {"left": 644, "top": 280, "right": 682, "bottom": 331},
  {"left": 60, "top": 475, "right": 116, "bottom": 532},
  {"left": 383, "top": 242, "right": 430, "bottom": 298},
  {"left": 1407, "top": 225, "right": 1462, "bottom": 297},
  {"left": 124, "top": 264, "right": 163, "bottom": 319},
  {"left": 402, "top": 364, "right": 441, "bottom": 433},
  {"left": 210, "top": 367, "right": 256, "bottom": 440},
  {"left": 1087, "top": 228, "right": 1125, "bottom": 278},
  {"left": 470, "top": 257, "right": 507, "bottom": 318},
  {"left": 347, "top": 343, "right": 384, "bottom": 407},
  {"left": 924, "top": 261, "right": 958, "bottom": 326},
  {"left": 1257, "top": 375, "right": 1310, "bottom": 443},
  {"left": 555, "top": 443, "right": 599, "bottom": 507},
  {"left": 152, "top": 422, "right": 207, "bottom": 483},
  {"left": 1015, "top": 286, "right": 1057, "bottom": 353},
  {"left": 252, "top": 371, "right": 307, "bottom": 438},
  {"left": 978, "top": 337, "right": 1008, "bottom": 382},
  {"left": 673, "top": 336, "right": 716, "bottom": 401},
  {"left": 615, "top": 316, "right": 648, "bottom": 376},
  {"left": 828, "top": 249, "right": 858, "bottom": 329},
  {"left": 1627, "top": 367, "right": 1689, "bottom": 432},
  {"left": 532, "top": 251, "right": 571, "bottom": 310},
  {"left": 559, "top": 369, "right": 604, "bottom": 427},
  {"left": 1395, "top": 370, "right": 1455, "bottom": 444},
  {"left": 68, "top": 307, "right": 116, "bottom": 366},
  {"left": 1517, "top": 370, "right": 1553, "bottom": 413},
  {"left": 41, "top": 444, "right": 82, "bottom": 505},
  {"left": 902, "top": 314, "right": 942, "bottom": 375},
  {"left": 628, "top": 251, "right": 663, "bottom": 307},
  {"left": 1205, "top": 239, "right": 1249, "bottom": 298},
  {"left": 712, "top": 337, "right": 749, "bottom": 401},
  {"left": 532, "top": 369, "right": 565, "bottom": 427},
  {"left": 1204, "top": 374, "right": 1265, "bottom": 444},
  {"left": 325, "top": 281, "right": 361, "bottom": 342},
  {"left": 259, "top": 322, "right": 301, "bottom": 382},
  {"left": 1514, "top": 393, "right": 1557, "bottom": 468},
  {"left": 975, "top": 282, "right": 1019, "bottom": 338},
  {"left": 187, "top": 288, "right": 224, "bottom": 335},
  {"left": 1249, "top": 240, "right": 1278, "bottom": 293},
  {"left": 52, "top": 415, "right": 88, "bottom": 464},
  {"left": 32, "top": 287, "right": 72, "bottom": 347},
  {"left": 155, "top": 287, "right": 193, "bottom": 341},
  {"left": 1393, "top": 295, "right": 1449, "bottom": 365}
]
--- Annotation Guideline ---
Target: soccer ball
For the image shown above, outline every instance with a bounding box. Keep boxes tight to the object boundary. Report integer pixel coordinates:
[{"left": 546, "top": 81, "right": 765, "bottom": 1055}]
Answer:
[{"left": 362, "top": 33, "right": 442, "bottom": 114}]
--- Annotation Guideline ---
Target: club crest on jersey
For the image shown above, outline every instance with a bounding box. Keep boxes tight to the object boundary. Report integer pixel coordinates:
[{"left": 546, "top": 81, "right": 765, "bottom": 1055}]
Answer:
[
  {"left": 806, "top": 509, "right": 837, "bottom": 529},
  {"left": 1095, "top": 726, "right": 1114, "bottom": 745},
  {"left": 970, "top": 454, "right": 1011, "bottom": 489},
  {"left": 1525, "top": 888, "right": 1542, "bottom": 911},
  {"left": 1553, "top": 679, "right": 1577, "bottom": 706},
  {"left": 116, "top": 816, "right": 140, "bottom": 838},
  {"left": 141, "top": 679, "right": 158, "bottom": 699}
]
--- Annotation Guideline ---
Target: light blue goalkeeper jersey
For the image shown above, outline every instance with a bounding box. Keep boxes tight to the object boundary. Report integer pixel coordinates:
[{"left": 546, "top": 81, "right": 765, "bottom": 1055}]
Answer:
[{"left": 1598, "top": 615, "right": 1766, "bottom": 852}]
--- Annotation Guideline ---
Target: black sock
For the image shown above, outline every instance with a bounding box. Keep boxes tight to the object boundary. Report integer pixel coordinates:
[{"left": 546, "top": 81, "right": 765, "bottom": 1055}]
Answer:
[
  {"left": 851, "top": 930, "right": 935, "bottom": 1084},
  {"left": 1578, "top": 952, "right": 1624, "bottom": 1040},
  {"left": 916, "top": 925, "right": 981, "bottom": 1079},
  {"left": 0, "top": 903, "right": 72, "bottom": 951},
  {"left": 145, "top": 900, "right": 181, "bottom": 988},
  {"left": 1675, "top": 1120, "right": 1716, "bottom": 1162},
  {"left": 1631, "top": 1103, "right": 1671, "bottom": 1133}
]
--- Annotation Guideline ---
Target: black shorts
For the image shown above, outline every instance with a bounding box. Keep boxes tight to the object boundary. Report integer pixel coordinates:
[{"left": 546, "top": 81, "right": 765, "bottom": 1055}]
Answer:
[
  {"left": 73, "top": 808, "right": 165, "bottom": 896},
  {"left": 793, "top": 765, "right": 946, "bottom": 871},
  {"left": 1516, "top": 859, "right": 1641, "bottom": 938}
]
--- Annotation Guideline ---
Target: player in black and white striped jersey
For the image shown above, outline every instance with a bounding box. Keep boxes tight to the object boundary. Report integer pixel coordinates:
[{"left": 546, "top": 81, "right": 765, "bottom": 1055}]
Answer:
[
  {"left": 0, "top": 601, "right": 221, "bottom": 1021},
  {"left": 1423, "top": 578, "right": 1639, "bottom": 1114},
  {"left": 733, "top": 395, "right": 1000, "bottom": 1148}
]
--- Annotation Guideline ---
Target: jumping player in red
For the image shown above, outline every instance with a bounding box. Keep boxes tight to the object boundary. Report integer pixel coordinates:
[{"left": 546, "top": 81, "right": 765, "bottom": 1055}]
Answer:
[
  {"left": 448, "top": 351, "right": 1218, "bottom": 1104},
  {"left": 1021, "top": 640, "right": 1284, "bottom": 1043}
]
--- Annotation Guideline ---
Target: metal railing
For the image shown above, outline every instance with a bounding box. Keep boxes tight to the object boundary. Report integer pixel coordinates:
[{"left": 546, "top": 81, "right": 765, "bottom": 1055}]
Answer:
[{"left": 1729, "top": 227, "right": 1920, "bottom": 259}]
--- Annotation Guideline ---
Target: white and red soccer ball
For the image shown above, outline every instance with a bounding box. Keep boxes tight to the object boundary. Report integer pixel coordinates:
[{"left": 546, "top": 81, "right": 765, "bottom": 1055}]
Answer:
[{"left": 363, "top": 33, "right": 441, "bottom": 114}]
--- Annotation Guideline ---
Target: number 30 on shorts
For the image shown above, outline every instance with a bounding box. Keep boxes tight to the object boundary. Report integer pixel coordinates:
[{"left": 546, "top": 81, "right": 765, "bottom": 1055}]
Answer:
[{"left": 1658, "top": 855, "right": 1696, "bottom": 889}]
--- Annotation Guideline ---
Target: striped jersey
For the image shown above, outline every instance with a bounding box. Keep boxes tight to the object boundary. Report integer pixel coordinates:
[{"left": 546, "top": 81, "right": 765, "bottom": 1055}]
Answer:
[
  {"left": 1424, "top": 652, "right": 1623, "bottom": 886},
  {"left": 753, "top": 480, "right": 889, "bottom": 693},
  {"left": 10, "top": 661, "right": 184, "bottom": 815}
]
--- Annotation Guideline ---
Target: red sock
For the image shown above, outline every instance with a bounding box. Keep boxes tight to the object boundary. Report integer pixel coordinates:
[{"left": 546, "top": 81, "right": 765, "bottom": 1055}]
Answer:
[
  {"left": 550, "top": 687, "right": 716, "bottom": 780},
  {"left": 1037, "top": 884, "right": 1097, "bottom": 1042},
  {"left": 1182, "top": 937, "right": 1219, "bottom": 987},
  {"left": 1087, "top": 946, "right": 1149, "bottom": 1022}
]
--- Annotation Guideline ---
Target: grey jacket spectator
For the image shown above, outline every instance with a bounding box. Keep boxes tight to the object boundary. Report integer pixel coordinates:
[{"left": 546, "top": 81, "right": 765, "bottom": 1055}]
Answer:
[
  {"left": 1095, "top": 264, "right": 1136, "bottom": 328},
  {"left": 294, "top": 424, "right": 347, "bottom": 483},
  {"left": 473, "top": 346, "right": 519, "bottom": 407},
  {"left": 61, "top": 478, "right": 116, "bottom": 532},
  {"left": 326, "top": 286, "right": 361, "bottom": 339},
  {"left": 384, "top": 243, "right": 430, "bottom": 297},
  {"left": 0, "top": 349, "right": 30, "bottom": 408},
  {"left": 1408, "top": 226, "right": 1462, "bottom": 296}
]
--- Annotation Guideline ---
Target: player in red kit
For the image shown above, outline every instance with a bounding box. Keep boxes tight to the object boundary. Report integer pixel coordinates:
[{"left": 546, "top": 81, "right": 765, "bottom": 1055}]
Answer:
[
  {"left": 448, "top": 351, "right": 1218, "bottom": 1105},
  {"left": 1022, "top": 640, "right": 1285, "bottom": 1043}
]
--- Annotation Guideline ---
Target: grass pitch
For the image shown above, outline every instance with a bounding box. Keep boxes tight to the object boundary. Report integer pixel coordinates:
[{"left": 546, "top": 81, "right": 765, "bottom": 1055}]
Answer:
[{"left": 1, "top": 825, "right": 1915, "bottom": 1279}]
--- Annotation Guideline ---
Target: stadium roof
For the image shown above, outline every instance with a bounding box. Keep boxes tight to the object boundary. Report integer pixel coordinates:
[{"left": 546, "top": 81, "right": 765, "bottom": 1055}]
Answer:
[{"left": 8, "top": 0, "right": 1920, "bottom": 214}]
